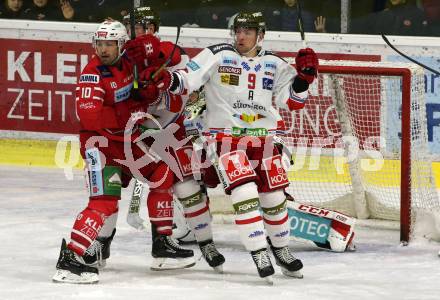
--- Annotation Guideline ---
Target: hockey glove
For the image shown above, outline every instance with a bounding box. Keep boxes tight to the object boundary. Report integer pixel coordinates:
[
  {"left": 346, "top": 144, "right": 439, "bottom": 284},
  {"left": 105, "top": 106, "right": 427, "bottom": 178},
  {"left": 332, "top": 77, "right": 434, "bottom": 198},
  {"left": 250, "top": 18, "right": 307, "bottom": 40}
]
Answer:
[
  {"left": 295, "top": 48, "right": 319, "bottom": 84},
  {"left": 139, "top": 83, "right": 160, "bottom": 105},
  {"left": 124, "top": 34, "right": 160, "bottom": 72},
  {"left": 140, "top": 66, "right": 173, "bottom": 91}
]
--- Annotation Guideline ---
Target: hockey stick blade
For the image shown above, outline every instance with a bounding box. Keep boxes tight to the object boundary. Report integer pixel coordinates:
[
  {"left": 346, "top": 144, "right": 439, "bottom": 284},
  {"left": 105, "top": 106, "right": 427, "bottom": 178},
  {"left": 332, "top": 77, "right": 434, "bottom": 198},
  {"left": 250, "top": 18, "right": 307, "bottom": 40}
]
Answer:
[
  {"left": 382, "top": 34, "right": 440, "bottom": 75},
  {"left": 127, "top": 179, "right": 149, "bottom": 230}
]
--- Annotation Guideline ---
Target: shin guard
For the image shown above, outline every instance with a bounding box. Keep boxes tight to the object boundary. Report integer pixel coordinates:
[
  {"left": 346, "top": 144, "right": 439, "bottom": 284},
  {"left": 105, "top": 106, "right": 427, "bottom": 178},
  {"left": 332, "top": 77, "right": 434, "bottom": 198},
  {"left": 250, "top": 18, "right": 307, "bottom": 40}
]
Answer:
[
  {"left": 231, "top": 182, "right": 266, "bottom": 251},
  {"left": 68, "top": 199, "right": 118, "bottom": 256},
  {"left": 260, "top": 190, "right": 289, "bottom": 248},
  {"left": 174, "top": 180, "right": 213, "bottom": 242}
]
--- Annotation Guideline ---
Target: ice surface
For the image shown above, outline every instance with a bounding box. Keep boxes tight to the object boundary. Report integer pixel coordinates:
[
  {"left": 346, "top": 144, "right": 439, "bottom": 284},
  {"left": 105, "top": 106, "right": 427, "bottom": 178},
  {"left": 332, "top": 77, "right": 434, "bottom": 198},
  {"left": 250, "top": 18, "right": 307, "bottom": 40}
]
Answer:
[{"left": 0, "top": 166, "right": 439, "bottom": 300}]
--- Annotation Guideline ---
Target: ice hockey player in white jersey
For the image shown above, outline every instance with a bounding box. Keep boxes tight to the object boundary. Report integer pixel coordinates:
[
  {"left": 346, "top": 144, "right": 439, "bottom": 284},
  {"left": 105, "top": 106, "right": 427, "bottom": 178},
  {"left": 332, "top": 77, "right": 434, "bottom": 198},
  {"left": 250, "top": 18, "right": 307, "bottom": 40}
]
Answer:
[{"left": 142, "top": 11, "right": 319, "bottom": 283}]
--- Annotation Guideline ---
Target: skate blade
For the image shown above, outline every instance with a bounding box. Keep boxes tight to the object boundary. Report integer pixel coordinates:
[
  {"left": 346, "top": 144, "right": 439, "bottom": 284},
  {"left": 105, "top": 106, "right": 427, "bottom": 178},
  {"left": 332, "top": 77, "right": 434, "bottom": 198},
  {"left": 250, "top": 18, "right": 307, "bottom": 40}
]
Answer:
[
  {"left": 86, "top": 259, "right": 107, "bottom": 270},
  {"left": 151, "top": 257, "right": 196, "bottom": 271},
  {"left": 346, "top": 243, "right": 357, "bottom": 252},
  {"left": 52, "top": 269, "right": 99, "bottom": 284},
  {"left": 281, "top": 268, "right": 304, "bottom": 279},
  {"left": 264, "top": 275, "right": 274, "bottom": 285},
  {"left": 213, "top": 265, "right": 223, "bottom": 274}
]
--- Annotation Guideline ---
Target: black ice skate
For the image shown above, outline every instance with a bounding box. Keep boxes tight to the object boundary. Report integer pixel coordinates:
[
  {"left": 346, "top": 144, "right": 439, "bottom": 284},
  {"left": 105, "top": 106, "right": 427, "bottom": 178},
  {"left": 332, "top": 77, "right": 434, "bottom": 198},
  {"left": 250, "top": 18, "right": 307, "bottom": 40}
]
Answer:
[
  {"left": 250, "top": 248, "right": 275, "bottom": 285},
  {"left": 83, "top": 228, "right": 116, "bottom": 268},
  {"left": 52, "top": 239, "right": 99, "bottom": 284},
  {"left": 151, "top": 232, "right": 196, "bottom": 271},
  {"left": 270, "top": 244, "right": 304, "bottom": 279},
  {"left": 198, "top": 239, "right": 225, "bottom": 273}
]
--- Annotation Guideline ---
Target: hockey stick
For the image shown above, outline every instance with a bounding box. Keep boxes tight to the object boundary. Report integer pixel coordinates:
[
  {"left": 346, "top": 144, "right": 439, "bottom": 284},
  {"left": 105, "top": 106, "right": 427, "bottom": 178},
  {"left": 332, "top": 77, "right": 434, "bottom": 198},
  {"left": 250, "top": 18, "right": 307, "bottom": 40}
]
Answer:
[
  {"left": 151, "top": 25, "right": 181, "bottom": 80},
  {"left": 296, "top": 0, "right": 307, "bottom": 48},
  {"left": 130, "top": 0, "right": 141, "bottom": 101},
  {"left": 381, "top": 34, "right": 440, "bottom": 75},
  {"left": 126, "top": 26, "right": 182, "bottom": 230},
  {"left": 127, "top": 179, "right": 149, "bottom": 230}
]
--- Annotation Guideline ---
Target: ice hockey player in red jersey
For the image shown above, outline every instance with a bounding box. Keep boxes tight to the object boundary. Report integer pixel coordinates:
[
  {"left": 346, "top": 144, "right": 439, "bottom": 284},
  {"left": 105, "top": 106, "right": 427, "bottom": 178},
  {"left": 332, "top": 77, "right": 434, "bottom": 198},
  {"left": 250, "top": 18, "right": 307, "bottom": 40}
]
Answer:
[
  {"left": 123, "top": 6, "right": 160, "bottom": 37},
  {"left": 123, "top": 6, "right": 225, "bottom": 272},
  {"left": 52, "top": 20, "right": 195, "bottom": 284},
  {"left": 142, "top": 11, "right": 319, "bottom": 283}
]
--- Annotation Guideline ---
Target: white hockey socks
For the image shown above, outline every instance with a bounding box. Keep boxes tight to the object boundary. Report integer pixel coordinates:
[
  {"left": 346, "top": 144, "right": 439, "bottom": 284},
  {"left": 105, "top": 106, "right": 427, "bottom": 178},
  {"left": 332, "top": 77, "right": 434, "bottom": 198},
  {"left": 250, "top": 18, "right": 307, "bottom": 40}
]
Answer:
[
  {"left": 99, "top": 211, "right": 118, "bottom": 238},
  {"left": 230, "top": 182, "right": 267, "bottom": 251},
  {"left": 260, "top": 190, "right": 289, "bottom": 248},
  {"left": 174, "top": 180, "right": 213, "bottom": 242}
]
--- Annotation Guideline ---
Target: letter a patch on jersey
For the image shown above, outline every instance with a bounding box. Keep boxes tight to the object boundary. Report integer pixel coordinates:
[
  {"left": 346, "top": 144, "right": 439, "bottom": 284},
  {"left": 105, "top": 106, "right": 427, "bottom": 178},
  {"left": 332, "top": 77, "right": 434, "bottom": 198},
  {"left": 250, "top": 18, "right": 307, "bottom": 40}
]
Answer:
[{"left": 219, "top": 150, "right": 256, "bottom": 185}]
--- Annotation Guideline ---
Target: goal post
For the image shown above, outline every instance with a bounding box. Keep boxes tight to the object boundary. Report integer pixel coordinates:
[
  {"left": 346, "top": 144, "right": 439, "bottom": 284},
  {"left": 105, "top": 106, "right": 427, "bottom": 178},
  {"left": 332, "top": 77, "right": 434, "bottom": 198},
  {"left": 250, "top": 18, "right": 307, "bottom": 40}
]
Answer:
[{"left": 280, "top": 60, "right": 440, "bottom": 243}]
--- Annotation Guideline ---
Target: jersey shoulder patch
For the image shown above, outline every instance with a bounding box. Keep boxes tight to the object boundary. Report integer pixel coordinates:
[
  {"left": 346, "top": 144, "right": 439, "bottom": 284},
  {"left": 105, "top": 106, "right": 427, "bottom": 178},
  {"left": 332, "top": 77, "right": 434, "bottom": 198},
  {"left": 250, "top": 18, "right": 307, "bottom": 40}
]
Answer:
[
  {"left": 261, "top": 50, "right": 287, "bottom": 63},
  {"left": 207, "top": 43, "right": 235, "bottom": 55}
]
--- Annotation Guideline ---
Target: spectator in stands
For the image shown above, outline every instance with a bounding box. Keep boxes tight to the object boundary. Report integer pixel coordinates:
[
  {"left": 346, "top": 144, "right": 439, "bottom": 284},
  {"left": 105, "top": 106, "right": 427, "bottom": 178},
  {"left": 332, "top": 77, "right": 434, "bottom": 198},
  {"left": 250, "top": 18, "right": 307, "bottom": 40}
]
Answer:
[
  {"left": 22, "top": 0, "right": 62, "bottom": 21},
  {"left": 265, "top": 0, "right": 327, "bottom": 33},
  {"left": 194, "top": 0, "right": 235, "bottom": 28},
  {"left": 362, "top": 0, "right": 428, "bottom": 35},
  {"left": 158, "top": 1, "right": 197, "bottom": 27},
  {"left": 59, "top": 0, "right": 97, "bottom": 22},
  {"left": 0, "top": 0, "right": 25, "bottom": 18},
  {"left": 421, "top": 0, "right": 440, "bottom": 36}
]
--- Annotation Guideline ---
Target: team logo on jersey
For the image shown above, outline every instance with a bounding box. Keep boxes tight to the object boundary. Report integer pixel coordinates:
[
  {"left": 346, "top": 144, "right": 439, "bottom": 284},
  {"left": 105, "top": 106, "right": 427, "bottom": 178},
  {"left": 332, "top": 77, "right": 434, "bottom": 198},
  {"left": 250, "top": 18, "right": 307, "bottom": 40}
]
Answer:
[
  {"left": 229, "top": 74, "right": 239, "bottom": 85},
  {"left": 264, "top": 71, "right": 275, "bottom": 77},
  {"left": 187, "top": 61, "right": 200, "bottom": 71},
  {"left": 254, "top": 64, "right": 261, "bottom": 72},
  {"left": 85, "top": 148, "right": 103, "bottom": 196},
  {"left": 114, "top": 83, "right": 132, "bottom": 102},
  {"left": 218, "top": 66, "right": 241, "bottom": 74},
  {"left": 208, "top": 43, "right": 234, "bottom": 54},
  {"left": 220, "top": 74, "right": 239, "bottom": 86},
  {"left": 222, "top": 57, "right": 238, "bottom": 65},
  {"left": 262, "top": 155, "right": 289, "bottom": 189},
  {"left": 219, "top": 150, "right": 255, "bottom": 184},
  {"left": 233, "top": 113, "right": 265, "bottom": 124},
  {"left": 233, "top": 100, "right": 266, "bottom": 111},
  {"left": 79, "top": 74, "right": 100, "bottom": 83},
  {"left": 264, "top": 62, "right": 277, "bottom": 70},
  {"left": 241, "top": 61, "right": 251, "bottom": 71},
  {"left": 262, "top": 78, "right": 274, "bottom": 90}
]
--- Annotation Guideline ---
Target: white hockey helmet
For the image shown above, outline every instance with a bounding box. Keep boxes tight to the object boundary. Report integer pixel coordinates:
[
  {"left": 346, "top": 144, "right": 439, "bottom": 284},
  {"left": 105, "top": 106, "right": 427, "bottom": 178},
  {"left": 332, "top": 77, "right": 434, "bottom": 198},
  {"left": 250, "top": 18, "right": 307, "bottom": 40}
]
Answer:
[{"left": 92, "top": 20, "right": 129, "bottom": 56}]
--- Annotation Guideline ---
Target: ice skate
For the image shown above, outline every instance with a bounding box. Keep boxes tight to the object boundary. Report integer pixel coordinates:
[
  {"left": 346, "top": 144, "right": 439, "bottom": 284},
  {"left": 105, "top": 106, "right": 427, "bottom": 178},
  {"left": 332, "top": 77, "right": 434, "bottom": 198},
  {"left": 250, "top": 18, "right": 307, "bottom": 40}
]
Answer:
[
  {"left": 52, "top": 239, "right": 99, "bottom": 284},
  {"left": 250, "top": 248, "right": 275, "bottom": 285},
  {"left": 270, "top": 244, "right": 303, "bottom": 279},
  {"left": 83, "top": 229, "right": 116, "bottom": 268},
  {"left": 199, "top": 239, "right": 225, "bottom": 273},
  {"left": 151, "top": 234, "right": 196, "bottom": 271}
]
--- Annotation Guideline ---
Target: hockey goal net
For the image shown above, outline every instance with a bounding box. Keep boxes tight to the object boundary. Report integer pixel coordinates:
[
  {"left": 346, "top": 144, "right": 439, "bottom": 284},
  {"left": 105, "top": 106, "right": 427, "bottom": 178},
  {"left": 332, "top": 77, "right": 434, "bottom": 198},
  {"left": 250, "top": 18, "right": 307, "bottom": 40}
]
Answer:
[
  {"left": 209, "top": 60, "right": 440, "bottom": 243},
  {"left": 280, "top": 60, "right": 440, "bottom": 243}
]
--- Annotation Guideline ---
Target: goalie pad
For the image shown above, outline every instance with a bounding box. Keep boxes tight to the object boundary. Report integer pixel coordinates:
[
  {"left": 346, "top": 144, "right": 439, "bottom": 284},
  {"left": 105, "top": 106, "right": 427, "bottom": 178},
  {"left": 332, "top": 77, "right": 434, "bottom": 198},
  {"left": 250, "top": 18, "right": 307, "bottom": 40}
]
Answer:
[{"left": 287, "top": 201, "right": 356, "bottom": 252}]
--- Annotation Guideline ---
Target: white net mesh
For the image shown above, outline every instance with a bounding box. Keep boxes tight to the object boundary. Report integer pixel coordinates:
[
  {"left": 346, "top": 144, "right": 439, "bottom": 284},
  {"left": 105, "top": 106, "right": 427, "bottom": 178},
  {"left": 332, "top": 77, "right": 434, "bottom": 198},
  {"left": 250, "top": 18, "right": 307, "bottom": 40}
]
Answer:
[{"left": 279, "top": 60, "right": 440, "bottom": 230}]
